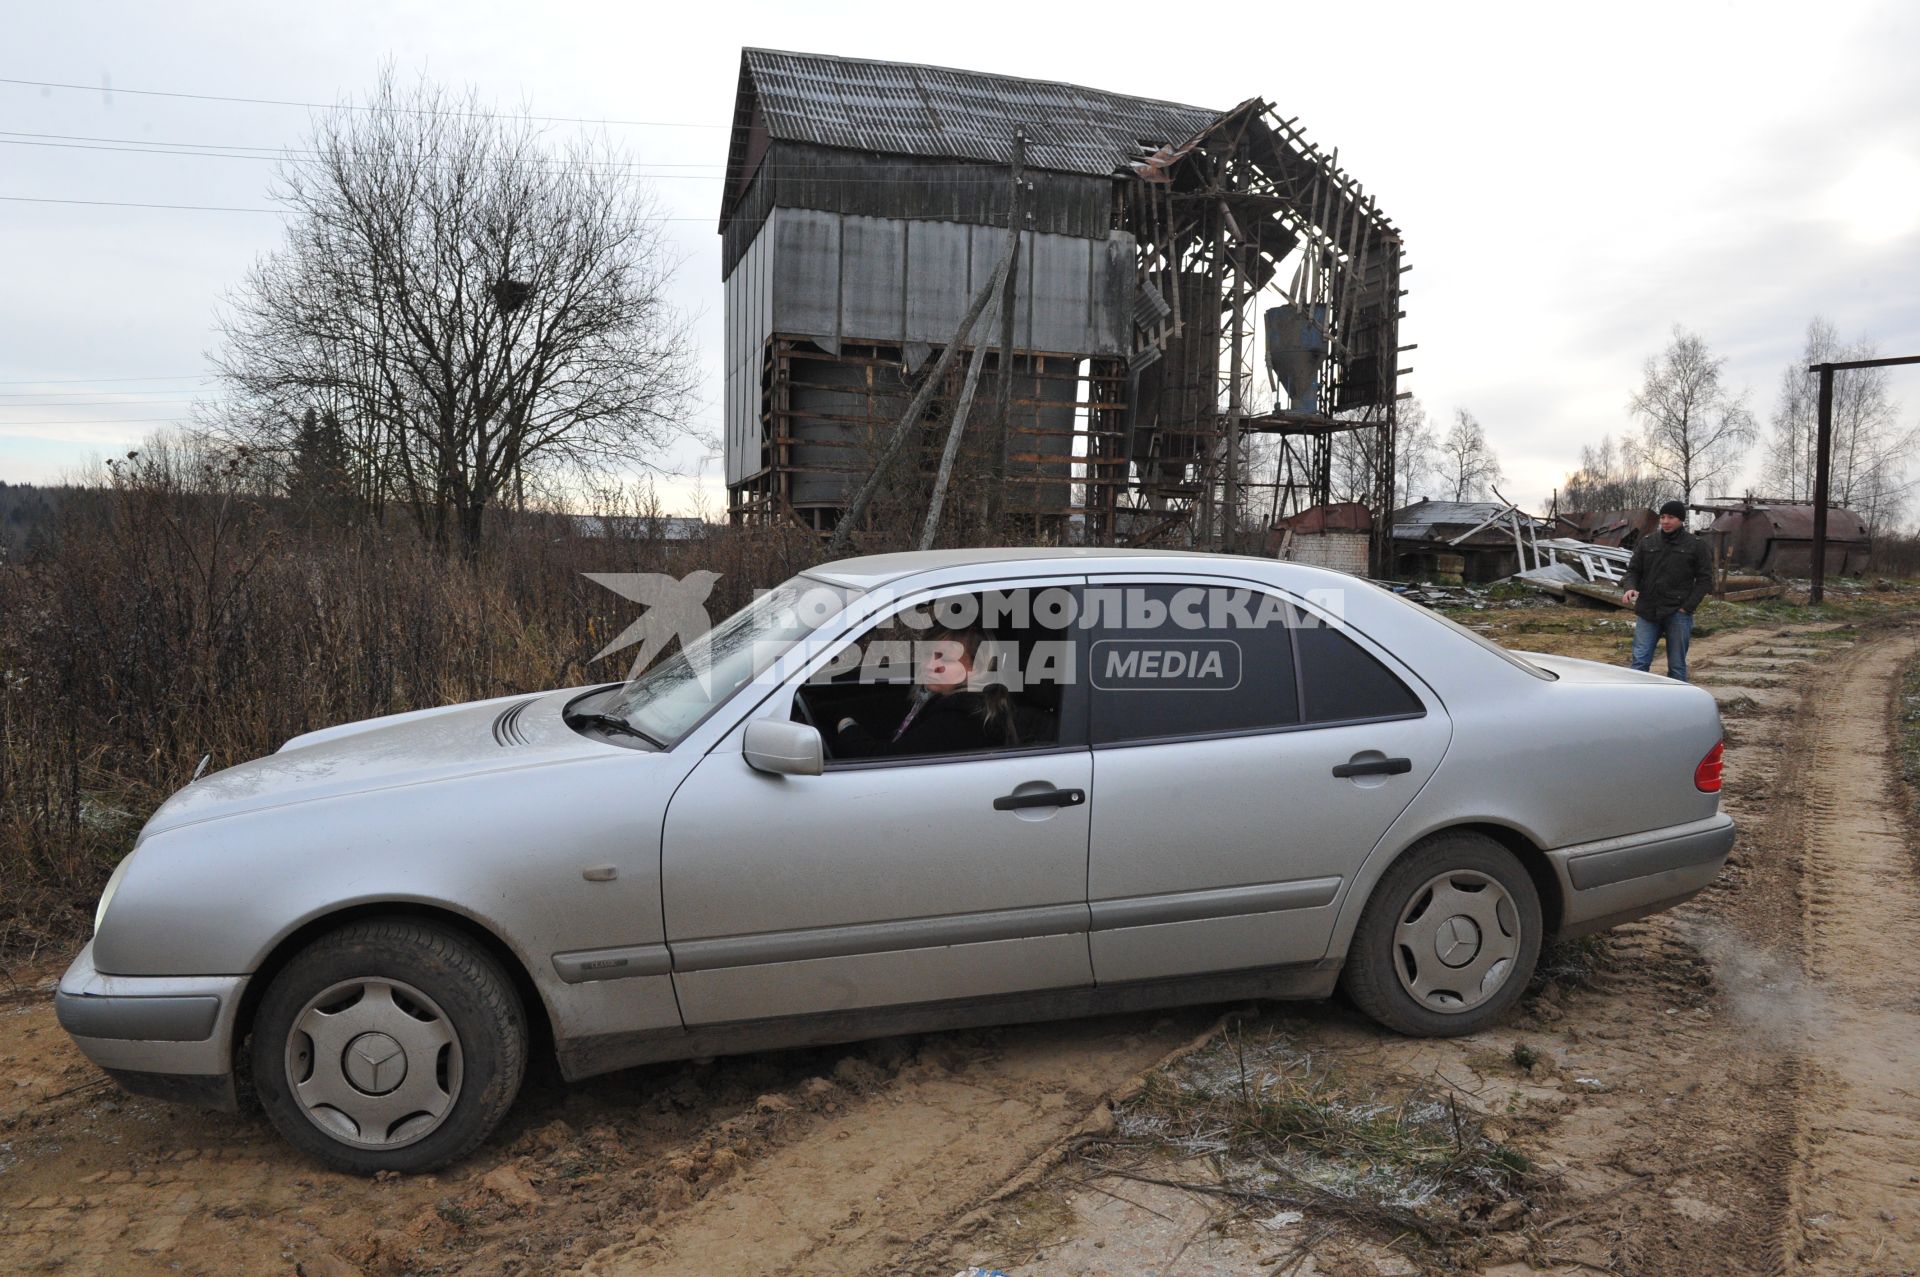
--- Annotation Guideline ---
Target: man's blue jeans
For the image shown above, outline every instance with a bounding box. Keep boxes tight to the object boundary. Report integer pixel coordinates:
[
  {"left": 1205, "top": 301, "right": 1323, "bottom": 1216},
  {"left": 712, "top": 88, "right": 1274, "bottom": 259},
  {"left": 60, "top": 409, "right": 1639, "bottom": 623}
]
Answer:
[{"left": 1631, "top": 611, "right": 1694, "bottom": 680}]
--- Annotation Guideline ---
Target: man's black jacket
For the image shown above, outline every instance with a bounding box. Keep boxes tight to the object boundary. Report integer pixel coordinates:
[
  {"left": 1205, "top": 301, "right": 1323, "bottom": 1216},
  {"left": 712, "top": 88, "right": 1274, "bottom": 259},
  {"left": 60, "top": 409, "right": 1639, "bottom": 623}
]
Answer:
[
  {"left": 1621, "top": 527, "right": 1714, "bottom": 620},
  {"left": 833, "top": 690, "right": 1004, "bottom": 758}
]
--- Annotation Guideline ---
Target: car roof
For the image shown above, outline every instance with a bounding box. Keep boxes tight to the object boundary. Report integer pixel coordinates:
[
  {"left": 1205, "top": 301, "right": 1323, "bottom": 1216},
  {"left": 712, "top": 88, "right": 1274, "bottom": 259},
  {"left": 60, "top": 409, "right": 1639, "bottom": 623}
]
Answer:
[{"left": 805, "top": 546, "right": 1301, "bottom": 589}]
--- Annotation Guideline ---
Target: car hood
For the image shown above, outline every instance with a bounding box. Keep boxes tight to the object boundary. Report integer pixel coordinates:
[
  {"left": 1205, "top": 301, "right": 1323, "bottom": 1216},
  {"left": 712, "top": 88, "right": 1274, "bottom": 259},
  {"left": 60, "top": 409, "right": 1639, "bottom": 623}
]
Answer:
[{"left": 140, "top": 688, "right": 629, "bottom": 837}]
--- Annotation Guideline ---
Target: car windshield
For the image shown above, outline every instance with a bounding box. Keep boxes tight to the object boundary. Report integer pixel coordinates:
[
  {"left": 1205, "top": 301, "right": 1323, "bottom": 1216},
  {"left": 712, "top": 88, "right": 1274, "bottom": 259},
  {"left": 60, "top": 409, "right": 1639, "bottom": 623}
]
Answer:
[{"left": 604, "top": 574, "right": 859, "bottom": 746}]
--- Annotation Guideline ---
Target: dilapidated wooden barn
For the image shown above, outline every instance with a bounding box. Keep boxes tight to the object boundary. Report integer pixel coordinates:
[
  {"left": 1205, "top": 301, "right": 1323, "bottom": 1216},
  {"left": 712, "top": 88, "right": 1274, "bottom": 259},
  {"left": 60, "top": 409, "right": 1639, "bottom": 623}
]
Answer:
[{"left": 720, "top": 48, "right": 1405, "bottom": 555}]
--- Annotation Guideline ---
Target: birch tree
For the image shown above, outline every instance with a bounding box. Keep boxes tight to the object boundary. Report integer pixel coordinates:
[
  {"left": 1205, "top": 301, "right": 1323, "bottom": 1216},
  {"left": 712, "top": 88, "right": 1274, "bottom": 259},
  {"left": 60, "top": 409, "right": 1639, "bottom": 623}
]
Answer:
[
  {"left": 1394, "top": 398, "right": 1438, "bottom": 509},
  {"left": 1439, "top": 409, "right": 1503, "bottom": 502},
  {"left": 1326, "top": 395, "right": 1435, "bottom": 511},
  {"left": 1628, "top": 326, "right": 1755, "bottom": 504},
  {"left": 1561, "top": 433, "right": 1663, "bottom": 511},
  {"left": 1762, "top": 317, "right": 1916, "bottom": 530}
]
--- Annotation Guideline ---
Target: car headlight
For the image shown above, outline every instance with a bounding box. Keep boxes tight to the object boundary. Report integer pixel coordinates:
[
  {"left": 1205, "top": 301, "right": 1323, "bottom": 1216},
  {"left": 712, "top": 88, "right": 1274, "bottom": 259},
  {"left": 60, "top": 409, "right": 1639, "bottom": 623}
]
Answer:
[{"left": 93, "top": 854, "right": 134, "bottom": 935}]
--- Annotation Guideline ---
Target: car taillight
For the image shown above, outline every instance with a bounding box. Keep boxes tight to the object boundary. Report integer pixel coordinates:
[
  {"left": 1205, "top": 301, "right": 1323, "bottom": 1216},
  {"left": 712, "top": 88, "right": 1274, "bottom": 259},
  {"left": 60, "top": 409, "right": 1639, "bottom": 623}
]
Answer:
[{"left": 1694, "top": 741, "right": 1724, "bottom": 793}]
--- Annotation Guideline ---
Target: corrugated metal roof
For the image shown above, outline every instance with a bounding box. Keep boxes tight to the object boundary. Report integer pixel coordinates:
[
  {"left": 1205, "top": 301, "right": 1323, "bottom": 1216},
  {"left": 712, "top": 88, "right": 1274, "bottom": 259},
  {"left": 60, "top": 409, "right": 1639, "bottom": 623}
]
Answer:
[
  {"left": 1278, "top": 501, "right": 1374, "bottom": 534},
  {"left": 1391, "top": 500, "right": 1524, "bottom": 540},
  {"left": 739, "top": 49, "right": 1222, "bottom": 176}
]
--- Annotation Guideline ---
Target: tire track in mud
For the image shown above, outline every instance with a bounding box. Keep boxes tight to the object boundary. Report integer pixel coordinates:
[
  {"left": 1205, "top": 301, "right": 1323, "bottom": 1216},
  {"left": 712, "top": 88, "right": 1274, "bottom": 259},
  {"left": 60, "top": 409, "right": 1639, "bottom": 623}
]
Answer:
[
  {"left": 1777, "top": 628, "right": 1920, "bottom": 1273},
  {"left": 0, "top": 974, "right": 1212, "bottom": 1276},
  {"left": 1481, "top": 624, "right": 1819, "bottom": 1277},
  {"left": 930, "top": 623, "right": 1853, "bottom": 1277},
  {"left": 572, "top": 1014, "right": 1211, "bottom": 1277}
]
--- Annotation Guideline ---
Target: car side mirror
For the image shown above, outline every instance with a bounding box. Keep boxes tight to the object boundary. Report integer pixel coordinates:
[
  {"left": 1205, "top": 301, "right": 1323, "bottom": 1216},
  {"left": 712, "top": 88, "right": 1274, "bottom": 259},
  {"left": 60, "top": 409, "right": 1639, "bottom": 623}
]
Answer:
[{"left": 743, "top": 718, "right": 824, "bottom": 777}]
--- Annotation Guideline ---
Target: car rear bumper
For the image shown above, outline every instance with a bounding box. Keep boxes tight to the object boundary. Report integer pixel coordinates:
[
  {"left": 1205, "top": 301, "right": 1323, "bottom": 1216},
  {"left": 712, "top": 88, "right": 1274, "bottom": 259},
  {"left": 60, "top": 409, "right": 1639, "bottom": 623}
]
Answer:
[
  {"left": 1546, "top": 812, "right": 1735, "bottom": 937},
  {"left": 55, "top": 941, "right": 247, "bottom": 1112}
]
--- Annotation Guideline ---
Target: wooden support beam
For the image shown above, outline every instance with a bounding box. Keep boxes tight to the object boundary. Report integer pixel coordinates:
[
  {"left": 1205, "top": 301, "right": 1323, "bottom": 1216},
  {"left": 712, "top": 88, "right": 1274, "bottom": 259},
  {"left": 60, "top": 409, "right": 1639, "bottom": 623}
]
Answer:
[
  {"left": 920, "top": 300, "right": 1001, "bottom": 551},
  {"left": 987, "top": 128, "right": 1026, "bottom": 529},
  {"left": 823, "top": 248, "right": 1012, "bottom": 557}
]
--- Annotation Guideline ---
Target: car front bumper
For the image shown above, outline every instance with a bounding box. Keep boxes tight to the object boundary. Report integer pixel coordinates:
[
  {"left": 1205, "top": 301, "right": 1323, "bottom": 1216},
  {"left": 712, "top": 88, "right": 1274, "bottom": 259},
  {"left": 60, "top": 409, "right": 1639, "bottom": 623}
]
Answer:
[
  {"left": 1546, "top": 812, "right": 1736, "bottom": 937},
  {"left": 55, "top": 941, "right": 248, "bottom": 1112}
]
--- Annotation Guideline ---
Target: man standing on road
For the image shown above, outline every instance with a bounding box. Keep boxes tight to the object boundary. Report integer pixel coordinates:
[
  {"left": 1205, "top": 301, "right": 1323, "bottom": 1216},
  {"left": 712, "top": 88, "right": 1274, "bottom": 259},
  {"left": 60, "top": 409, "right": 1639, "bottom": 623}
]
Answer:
[{"left": 1621, "top": 500, "right": 1715, "bottom": 681}]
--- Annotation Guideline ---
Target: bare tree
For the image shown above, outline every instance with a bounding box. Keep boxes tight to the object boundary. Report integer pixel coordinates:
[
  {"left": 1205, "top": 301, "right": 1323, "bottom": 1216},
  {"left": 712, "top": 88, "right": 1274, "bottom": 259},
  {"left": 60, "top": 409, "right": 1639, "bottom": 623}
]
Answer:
[
  {"left": 213, "top": 70, "right": 696, "bottom": 555},
  {"left": 1322, "top": 397, "right": 1434, "bottom": 514},
  {"left": 1326, "top": 424, "right": 1377, "bottom": 507},
  {"left": 1762, "top": 317, "right": 1916, "bottom": 530},
  {"left": 1393, "top": 397, "right": 1437, "bottom": 510},
  {"left": 1560, "top": 432, "right": 1663, "bottom": 512},
  {"left": 1439, "top": 409, "right": 1503, "bottom": 502},
  {"left": 1629, "top": 326, "right": 1755, "bottom": 504}
]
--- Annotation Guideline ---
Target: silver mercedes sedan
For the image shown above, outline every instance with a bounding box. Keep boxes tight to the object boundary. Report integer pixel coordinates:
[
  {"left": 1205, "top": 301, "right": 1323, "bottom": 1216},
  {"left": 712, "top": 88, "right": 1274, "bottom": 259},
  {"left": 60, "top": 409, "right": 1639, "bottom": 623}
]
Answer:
[{"left": 59, "top": 549, "right": 1733, "bottom": 1172}]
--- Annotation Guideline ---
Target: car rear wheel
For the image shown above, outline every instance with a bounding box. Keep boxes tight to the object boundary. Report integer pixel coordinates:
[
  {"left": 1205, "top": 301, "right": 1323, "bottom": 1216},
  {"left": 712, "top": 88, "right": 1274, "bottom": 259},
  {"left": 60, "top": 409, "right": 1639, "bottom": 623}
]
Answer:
[
  {"left": 250, "top": 919, "right": 526, "bottom": 1173},
  {"left": 1341, "top": 833, "right": 1542, "bottom": 1037}
]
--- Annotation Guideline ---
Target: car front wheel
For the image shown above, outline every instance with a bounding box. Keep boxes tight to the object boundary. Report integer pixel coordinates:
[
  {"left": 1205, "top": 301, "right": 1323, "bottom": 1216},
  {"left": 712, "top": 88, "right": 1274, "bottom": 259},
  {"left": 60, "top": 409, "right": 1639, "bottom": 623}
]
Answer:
[
  {"left": 1341, "top": 833, "right": 1542, "bottom": 1037},
  {"left": 250, "top": 919, "right": 527, "bottom": 1173}
]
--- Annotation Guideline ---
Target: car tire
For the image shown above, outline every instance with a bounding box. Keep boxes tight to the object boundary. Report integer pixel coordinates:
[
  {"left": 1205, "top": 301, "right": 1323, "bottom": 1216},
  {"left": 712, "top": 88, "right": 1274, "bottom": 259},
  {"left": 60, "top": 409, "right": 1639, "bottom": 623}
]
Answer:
[
  {"left": 250, "top": 919, "right": 527, "bottom": 1174},
  {"left": 1341, "top": 833, "right": 1542, "bottom": 1037}
]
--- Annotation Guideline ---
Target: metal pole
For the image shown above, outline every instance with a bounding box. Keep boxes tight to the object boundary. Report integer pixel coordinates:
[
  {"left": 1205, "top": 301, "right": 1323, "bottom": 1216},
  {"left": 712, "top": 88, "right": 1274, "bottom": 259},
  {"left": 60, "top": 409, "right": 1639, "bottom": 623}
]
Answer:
[
  {"left": 1225, "top": 254, "right": 1245, "bottom": 554},
  {"left": 1810, "top": 364, "right": 1834, "bottom": 605}
]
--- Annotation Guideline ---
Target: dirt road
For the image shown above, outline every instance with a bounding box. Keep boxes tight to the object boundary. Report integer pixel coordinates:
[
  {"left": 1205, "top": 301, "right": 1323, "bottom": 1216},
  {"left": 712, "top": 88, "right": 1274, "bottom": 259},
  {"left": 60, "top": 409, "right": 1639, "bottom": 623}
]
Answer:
[
  {"left": 948, "top": 619, "right": 1920, "bottom": 1276},
  {"left": 4, "top": 618, "right": 1918, "bottom": 1277},
  {"left": 0, "top": 986, "right": 1212, "bottom": 1274},
  {"left": 1779, "top": 631, "right": 1920, "bottom": 1272}
]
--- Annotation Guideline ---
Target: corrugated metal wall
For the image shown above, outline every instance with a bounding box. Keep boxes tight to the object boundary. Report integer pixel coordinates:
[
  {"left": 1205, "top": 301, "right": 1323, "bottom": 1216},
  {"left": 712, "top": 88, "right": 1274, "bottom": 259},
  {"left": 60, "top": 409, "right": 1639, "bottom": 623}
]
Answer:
[
  {"left": 723, "top": 210, "right": 777, "bottom": 488},
  {"left": 721, "top": 142, "right": 1118, "bottom": 276},
  {"left": 724, "top": 206, "right": 1133, "bottom": 489}
]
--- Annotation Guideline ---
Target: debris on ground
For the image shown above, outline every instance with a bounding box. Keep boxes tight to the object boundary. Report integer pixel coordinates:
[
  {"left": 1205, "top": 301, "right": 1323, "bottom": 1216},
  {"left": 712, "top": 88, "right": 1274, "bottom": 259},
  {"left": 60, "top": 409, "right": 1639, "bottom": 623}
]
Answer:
[
  {"left": 1514, "top": 562, "right": 1585, "bottom": 589},
  {"left": 1389, "top": 583, "right": 1486, "bottom": 608},
  {"left": 1086, "top": 1022, "right": 1549, "bottom": 1257}
]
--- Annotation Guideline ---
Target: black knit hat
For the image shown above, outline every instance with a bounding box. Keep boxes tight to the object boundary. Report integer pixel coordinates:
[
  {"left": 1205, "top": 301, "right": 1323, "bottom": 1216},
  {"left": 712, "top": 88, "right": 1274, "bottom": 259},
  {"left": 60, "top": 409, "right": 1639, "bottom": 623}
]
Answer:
[{"left": 1659, "top": 500, "right": 1687, "bottom": 519}]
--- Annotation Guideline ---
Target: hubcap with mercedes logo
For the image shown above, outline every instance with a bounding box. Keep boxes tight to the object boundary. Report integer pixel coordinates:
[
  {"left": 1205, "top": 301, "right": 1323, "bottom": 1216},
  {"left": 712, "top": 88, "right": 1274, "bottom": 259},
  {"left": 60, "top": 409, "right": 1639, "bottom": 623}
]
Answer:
[
  {"left": 343, "top": 1030, "right": 408, "bottom": 1094},
  {"left": 1393, "top": 869, "right": 1522, "bottom": 1012},
  {"left": 286, "top": 976, "right": 463, "bottom": 1149}
]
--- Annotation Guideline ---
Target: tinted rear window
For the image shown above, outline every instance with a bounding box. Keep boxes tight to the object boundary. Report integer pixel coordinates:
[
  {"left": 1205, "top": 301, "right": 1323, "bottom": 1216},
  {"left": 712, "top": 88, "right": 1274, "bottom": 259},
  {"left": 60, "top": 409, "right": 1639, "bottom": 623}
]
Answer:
[
  {"left": 1088, "top": 584, "right": 1299, "bottom": 745},
  {"left": 1296, "top": 622, "right": 1423, "bottom": 723}
]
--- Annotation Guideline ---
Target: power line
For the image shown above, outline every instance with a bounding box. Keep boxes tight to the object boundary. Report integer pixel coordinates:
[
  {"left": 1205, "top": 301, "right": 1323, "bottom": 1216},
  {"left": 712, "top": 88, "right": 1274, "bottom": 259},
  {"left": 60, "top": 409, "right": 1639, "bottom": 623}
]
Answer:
[
  {"left": 0, "top": 192, "right": 1028, "bottom": 222},
  {"left": 0, "top": 77, "right": 728, "bottom": 129},
  {"left": 0, "top": 391, "right": 206, "bottom": 399},
  {"left": 0, "top": 374, "right": 215, "bottom": 385},
  {"left": 1, "top": 129, "right": 704, "bottom": 165},
  {"left": 0, "top": 137, "right": 729, "bottom": 180},
  {"left": 0, "top": 417, "right": 193, "bottom": 426},
  {"left": 0, "top": 398, "right": 200, "bottom": 407},
  {"left": 0, "top": 135, "right": 1022, "bottom": 183},
  {"left": 3, "top": 127, "right": 725, "bottom": 163},
  {"left": 0, "top": 194, "right": 282, "bottom": 213}
]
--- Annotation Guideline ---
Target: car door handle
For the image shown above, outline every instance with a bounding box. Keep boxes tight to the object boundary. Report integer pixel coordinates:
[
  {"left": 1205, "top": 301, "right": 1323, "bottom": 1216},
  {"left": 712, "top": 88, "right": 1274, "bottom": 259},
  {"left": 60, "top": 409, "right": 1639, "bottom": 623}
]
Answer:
[
  {"left": 1331, "top": 757, "right": 1413, "bottom": 778},
  {"left": 993, "top": 787, "right": 1086, "bottom": 811}
]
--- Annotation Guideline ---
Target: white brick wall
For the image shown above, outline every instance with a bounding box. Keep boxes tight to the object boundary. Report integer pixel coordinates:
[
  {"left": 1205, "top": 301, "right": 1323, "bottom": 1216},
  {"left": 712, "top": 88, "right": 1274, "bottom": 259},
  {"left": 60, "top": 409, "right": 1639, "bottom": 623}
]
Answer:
[{"left": 1283, "top": 532, "right": 1370, "bottom": 576}]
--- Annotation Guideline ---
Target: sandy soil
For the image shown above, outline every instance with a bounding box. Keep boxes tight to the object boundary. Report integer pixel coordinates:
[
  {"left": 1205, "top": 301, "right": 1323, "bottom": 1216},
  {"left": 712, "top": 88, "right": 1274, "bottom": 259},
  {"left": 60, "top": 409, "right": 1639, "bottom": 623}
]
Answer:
[
  {"left": 5, "top": 617, "right": 1918, "bottom": 1277},
  {"left": 0, "top": 990, "right": 1213, "bottom": 1275},
  {"left": 944, "top": 619, "right": 1920, "bottom": 1276},
  {"left": 1778, "top": 631, "right": 1920, "bottom": 1272}
]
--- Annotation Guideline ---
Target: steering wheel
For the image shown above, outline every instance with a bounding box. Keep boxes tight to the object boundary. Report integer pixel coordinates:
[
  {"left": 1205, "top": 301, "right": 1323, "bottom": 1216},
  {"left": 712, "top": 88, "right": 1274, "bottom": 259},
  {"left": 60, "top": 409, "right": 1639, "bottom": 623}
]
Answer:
[{"left": 790, "top": 688, "right": 819, "bottom": 730}]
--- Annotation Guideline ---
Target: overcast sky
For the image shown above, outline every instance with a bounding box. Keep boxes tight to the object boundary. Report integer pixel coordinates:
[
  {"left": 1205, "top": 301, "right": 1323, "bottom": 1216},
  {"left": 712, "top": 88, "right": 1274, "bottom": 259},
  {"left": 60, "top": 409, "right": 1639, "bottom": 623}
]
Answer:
[{"left": 4, "top": 0, "right": 1917, "bottom": 519}]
